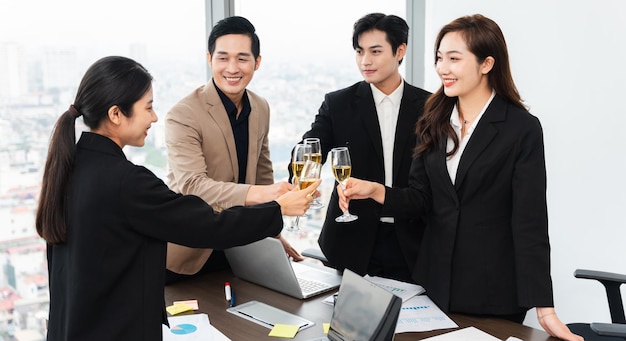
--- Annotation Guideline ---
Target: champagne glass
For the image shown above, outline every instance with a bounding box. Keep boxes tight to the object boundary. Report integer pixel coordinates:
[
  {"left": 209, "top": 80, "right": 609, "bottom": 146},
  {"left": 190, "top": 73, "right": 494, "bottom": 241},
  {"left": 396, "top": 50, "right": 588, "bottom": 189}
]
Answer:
[
  {"left": 303, "top": 137, "right": 324, "bottom": 209},
  {"left": 291, "top": 143, "right": 309, "bottom": 183},
  {"left": 287, "top": 160, "right": 321, "bottom": 232},
  {"left": 331, "top": 147, "right": 358, "bottom": 222},
  {"left": 286, "top": 144, "right": 311, "bottom": 232}
]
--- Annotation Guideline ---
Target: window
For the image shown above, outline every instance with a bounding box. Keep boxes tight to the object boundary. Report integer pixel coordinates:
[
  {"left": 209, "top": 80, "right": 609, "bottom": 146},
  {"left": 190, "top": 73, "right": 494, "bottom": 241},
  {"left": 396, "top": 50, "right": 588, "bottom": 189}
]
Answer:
[
  {"left": 0, "top": 1, "right": 206, "bottom": 338},
  {"left": 0, "top": 1, "right": 407, "bottom": 337}
]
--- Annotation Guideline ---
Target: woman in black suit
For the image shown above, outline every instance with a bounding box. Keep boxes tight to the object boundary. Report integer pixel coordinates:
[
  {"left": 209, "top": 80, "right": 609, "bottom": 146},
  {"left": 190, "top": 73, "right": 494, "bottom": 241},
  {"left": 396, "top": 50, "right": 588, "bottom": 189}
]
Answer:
[
  {"left": 36, "top": 56, "right": 318, "bottom": 341},
  {"left": 339, "top": 15, "right": 581, "bottom": 340}
]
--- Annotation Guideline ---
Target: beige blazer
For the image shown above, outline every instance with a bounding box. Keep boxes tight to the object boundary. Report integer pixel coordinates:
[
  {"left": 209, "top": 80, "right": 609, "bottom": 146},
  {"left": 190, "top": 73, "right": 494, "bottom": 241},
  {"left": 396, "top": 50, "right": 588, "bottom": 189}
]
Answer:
[{"left": 164, "top": 81, "right": 274, "bottom": 274}]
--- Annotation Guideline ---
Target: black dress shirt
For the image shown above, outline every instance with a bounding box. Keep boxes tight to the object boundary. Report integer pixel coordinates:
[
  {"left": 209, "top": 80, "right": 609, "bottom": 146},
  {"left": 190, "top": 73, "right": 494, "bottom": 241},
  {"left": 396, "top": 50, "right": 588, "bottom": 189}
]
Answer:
[{"left": 214, "top": 79, "right": 251, "bottom": 183}]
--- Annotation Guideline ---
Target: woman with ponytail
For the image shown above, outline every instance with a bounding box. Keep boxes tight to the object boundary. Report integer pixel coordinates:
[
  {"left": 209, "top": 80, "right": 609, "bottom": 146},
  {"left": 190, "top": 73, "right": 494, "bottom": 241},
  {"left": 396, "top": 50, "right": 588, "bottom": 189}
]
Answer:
[{"left": 36, "top": 56, "right": 318, "bottom": 340}]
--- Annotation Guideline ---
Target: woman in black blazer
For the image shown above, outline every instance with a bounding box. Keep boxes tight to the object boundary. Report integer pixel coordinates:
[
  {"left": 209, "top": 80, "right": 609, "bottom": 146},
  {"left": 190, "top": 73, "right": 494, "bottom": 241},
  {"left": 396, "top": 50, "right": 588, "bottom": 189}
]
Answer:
[
  {"left": 339, "top": 15, "right": 581, "bottom": 340},
  {"left": 36, "top": 56, "right": 318, "bottom": 341}
]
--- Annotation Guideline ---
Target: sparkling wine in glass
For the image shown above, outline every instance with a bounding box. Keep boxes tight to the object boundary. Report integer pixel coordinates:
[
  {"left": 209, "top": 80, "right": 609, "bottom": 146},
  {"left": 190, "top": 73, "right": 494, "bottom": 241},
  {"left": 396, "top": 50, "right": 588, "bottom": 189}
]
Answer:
[
  {"left": 331, "top": 147, "right": 358, "bottom": 222},
  {"left": 288, "top": 160, "right": 321, "bottom": 232},
  {"left": 286, "top": 144, "right": 310, "bottom": 232},
  {"left": 303, "top": 137, "right": 324, "bottom": 209}
]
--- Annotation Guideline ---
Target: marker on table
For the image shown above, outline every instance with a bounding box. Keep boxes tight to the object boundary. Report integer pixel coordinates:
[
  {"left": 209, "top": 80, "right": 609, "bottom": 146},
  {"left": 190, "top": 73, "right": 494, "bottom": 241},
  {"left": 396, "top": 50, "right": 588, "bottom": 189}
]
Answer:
[
  {"left": 225, "top": 282, "right": 232, "bottom": 301},
  {"left": 230, "top": 288, "right": 235, "bottom": 307}
]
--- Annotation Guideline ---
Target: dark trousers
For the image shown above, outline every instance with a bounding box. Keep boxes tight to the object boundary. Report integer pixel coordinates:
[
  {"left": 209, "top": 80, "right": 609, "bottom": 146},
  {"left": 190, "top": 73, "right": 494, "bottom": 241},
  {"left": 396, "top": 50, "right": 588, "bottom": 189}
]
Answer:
[{"left": 367, "top": 222, "right": 414, "bottom": 283}]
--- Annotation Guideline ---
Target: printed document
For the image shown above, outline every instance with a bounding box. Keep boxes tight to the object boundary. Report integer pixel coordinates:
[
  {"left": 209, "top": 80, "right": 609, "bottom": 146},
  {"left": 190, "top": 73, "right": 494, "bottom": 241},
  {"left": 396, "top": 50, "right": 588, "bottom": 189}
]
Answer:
[
  {"left": 162, "top": 313, "right": 230, "bottom": 341},
  {"left": 364, "top": 275, "right": 425, "bottom": 302},
  {"left": 395, "top": 295, "right": 458, "bottom": 333}
]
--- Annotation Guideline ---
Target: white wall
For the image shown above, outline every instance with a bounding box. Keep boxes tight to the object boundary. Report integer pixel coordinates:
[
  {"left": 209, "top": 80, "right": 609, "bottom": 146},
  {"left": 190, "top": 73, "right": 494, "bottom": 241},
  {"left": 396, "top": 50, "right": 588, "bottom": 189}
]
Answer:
[{"left": 421, "top": 0, "right": 626, "bottom": 329}]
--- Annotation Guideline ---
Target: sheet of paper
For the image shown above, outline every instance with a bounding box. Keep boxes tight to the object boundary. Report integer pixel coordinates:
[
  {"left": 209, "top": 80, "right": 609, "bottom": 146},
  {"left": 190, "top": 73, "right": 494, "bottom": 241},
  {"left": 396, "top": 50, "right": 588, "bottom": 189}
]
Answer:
[
  {"left": 268, "top": 324, "right": 299, "bottom": 338},
  {"left": 321, "top": 293, "right": 336, "bottom": 306},
  {"left": 421, "top": 326, "right": 501, "bottom": 340},
  {"left": 163, "top": 313, "right": 230, "bottom": 341},
  {"left": 394, "top": 295, "right": 458, "bottom": 333},
  {"left": 364, "top": 275, "right": 426, "bottom": 302}
]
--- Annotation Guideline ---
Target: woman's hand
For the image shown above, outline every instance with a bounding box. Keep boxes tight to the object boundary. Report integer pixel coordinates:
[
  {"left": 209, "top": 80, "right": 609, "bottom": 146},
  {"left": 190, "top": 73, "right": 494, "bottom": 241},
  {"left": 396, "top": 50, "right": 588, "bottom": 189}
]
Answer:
[
  {"left": 276, "top": 179, "right": 321, "bottom": 216},
  {"left": 536, "top": 307, "right": 584, "bottom": 341},
  {"left": 338, "top": 177, "right": 386, "bottom": 211}
]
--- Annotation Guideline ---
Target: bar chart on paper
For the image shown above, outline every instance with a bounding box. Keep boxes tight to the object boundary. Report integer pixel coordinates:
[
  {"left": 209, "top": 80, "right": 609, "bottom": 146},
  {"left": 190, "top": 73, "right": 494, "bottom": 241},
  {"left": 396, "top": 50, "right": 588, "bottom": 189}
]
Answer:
[
  {"left": 395, "top": 295, "right": 458, "bottom": 334},
  {"left": 363, "top": 275, "right": 425, "bottom": 302}
]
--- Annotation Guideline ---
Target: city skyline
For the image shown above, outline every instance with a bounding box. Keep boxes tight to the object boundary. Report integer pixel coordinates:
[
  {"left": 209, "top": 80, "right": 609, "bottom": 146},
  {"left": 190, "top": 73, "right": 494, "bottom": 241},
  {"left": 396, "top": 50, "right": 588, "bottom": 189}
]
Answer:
[{"left": 0, "top": 1, "right": 407, "bottom": 338}]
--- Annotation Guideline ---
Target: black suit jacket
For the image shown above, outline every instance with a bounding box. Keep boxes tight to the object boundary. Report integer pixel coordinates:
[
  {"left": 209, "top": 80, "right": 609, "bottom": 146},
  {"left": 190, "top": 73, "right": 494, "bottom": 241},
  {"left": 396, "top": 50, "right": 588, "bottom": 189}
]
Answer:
[
  {"left": 291, "top": 81, "right": 430, "bottom": 275},
  {"left": 383, "top": 95, "right": 554, "bottom": 315},
  {"left": 46, "top": 132, "right": 282, "bottom": 341}
]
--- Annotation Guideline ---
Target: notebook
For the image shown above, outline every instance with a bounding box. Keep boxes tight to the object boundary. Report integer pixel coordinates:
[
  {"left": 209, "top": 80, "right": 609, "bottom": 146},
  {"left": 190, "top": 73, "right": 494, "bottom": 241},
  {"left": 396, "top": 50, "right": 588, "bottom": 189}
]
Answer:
[{"left": 224, "top": 237, "right": 342, "bottom": 299}]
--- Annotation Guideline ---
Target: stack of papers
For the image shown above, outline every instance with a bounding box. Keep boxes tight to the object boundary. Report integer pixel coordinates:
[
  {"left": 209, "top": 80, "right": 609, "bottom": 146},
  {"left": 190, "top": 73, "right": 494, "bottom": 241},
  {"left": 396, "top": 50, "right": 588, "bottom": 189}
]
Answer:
[{"left": 322, "top": 275, "right": 458, "bottom": 334}]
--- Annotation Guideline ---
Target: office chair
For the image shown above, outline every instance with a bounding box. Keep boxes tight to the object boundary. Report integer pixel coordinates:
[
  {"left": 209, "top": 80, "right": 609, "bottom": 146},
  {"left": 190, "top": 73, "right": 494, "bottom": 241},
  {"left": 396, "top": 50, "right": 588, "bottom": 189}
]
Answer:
[
  {"left": 301, "top": 248, "right": 334, "bottom": 268},
  {"left": 567, "top": 269, "right": 626, "bottom": 340}
]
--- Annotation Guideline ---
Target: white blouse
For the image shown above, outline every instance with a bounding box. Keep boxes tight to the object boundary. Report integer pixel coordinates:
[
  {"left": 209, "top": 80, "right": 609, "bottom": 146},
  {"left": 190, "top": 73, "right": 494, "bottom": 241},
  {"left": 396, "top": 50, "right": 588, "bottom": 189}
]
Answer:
[{"left": 446, "top": 91, "right": 495, "bottom": 184}]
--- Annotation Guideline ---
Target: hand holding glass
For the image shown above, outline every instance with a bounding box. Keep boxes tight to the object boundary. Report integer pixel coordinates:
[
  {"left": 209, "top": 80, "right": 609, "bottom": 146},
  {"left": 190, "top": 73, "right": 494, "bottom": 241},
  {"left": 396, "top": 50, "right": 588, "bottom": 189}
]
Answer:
[
  {"left": 331, "top": 147, "right": 358, "bottom": 222},
  {"left": 303, "top": 137, "right": 324, "bottom": 209},
  {"left": 288, "top": 160, "right": 322, "bottom": 232},
  {"left": 286, "top": 144, "right": 311, "bottom": 232}
]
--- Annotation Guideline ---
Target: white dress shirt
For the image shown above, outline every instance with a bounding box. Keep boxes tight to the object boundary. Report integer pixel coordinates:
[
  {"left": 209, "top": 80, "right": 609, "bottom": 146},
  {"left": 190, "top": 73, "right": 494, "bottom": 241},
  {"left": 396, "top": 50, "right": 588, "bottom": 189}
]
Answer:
[
  {"left": 371, "top": 81, "right": 404, "bottom": 188},
  {"left": 446, "top": 91, "right": 495, "bottom": 184}
]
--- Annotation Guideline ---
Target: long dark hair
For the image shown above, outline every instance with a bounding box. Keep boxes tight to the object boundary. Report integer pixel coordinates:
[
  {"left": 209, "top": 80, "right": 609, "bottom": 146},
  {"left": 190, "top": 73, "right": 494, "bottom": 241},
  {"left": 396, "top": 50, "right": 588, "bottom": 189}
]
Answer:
[
  {"left": 415, "top": 14, "right": 525, "bottom": 158},
  {"left": 36, "top": 56, "right": 153, "bottom": 244}
]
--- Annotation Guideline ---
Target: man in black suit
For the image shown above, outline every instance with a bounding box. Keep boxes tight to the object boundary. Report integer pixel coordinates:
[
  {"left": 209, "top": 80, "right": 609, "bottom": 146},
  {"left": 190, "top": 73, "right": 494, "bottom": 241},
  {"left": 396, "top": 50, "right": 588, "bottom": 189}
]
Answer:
[{"left": 290, "top": 13, "right": 430, "bottom": 282}]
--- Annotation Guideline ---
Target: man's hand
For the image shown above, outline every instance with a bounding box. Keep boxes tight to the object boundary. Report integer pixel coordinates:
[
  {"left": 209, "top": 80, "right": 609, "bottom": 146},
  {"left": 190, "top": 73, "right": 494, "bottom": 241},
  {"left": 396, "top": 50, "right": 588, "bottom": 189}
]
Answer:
[
  {"left": 246, "top": 181, "right": 295, "bottom": 205},
  {"left": 276, "top": 234, "right": 304, "bottom": 261}
]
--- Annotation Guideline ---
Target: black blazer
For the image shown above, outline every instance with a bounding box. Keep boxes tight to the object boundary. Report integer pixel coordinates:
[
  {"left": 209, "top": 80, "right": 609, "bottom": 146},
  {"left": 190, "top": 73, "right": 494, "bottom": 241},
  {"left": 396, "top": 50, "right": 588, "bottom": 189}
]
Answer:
[
  {"left": 383, "top": 95, "right": 554, "bottom": 315},
  {"left": 46, "top": 132, "right": 282, "bottom": 341},
  {"left": 292, "top": 81, "right": 430, "bottom": 275}
]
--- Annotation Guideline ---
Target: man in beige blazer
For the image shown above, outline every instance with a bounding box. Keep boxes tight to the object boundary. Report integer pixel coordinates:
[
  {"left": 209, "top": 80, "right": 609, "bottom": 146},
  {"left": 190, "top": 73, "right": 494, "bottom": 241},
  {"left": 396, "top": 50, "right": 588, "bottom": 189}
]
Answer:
[{"left": 164, "top": 16, "right": 301, "bottom": 281}]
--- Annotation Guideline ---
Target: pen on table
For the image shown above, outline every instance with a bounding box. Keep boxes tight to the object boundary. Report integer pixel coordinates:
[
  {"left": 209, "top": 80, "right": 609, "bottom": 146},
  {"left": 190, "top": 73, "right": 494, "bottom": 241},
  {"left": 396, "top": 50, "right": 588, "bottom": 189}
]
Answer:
[
  {"left": 230, "top": 288, "right": 235, "bottom": 307},
  {"left": 225, "top": 281, "right": 231, "bottom": 302}
]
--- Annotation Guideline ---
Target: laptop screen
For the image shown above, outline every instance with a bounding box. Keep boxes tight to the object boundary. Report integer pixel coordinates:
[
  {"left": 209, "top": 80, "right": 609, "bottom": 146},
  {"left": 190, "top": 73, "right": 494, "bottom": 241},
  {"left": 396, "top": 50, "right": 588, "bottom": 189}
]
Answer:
[{"left": 327, "top": 269, "right": 401, "bottom": 341}]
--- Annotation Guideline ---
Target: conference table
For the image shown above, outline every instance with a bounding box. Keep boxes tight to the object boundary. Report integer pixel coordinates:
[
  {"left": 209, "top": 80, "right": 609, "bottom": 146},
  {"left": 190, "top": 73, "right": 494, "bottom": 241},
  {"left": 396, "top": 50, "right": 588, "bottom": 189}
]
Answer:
[{"left": 164, "top": 269, "right": 559, "bottom": 340}]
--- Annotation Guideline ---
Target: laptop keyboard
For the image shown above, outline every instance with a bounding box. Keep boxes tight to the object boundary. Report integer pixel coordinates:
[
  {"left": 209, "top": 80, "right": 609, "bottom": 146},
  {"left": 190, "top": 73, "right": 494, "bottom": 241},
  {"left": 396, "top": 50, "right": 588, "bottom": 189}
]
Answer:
[{"left": 297, "top": 277, "right": 330, "bottom": 294}]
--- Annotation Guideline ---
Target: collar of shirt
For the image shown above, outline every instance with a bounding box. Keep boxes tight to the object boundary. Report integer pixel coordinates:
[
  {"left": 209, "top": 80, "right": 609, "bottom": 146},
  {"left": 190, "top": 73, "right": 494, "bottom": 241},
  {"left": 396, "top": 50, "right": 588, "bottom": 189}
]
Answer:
[
  {"left": 370, "top": 81, "right": 404, "bottom": 108},
  {"left": 448, "top": 90, "right": 496, "bottom": 139},
  {"left": 446, "top": 90, "right": 496, "bottom": 184},
  {"left": 213, "top": 79, "right": 251, "bottom": 125}
]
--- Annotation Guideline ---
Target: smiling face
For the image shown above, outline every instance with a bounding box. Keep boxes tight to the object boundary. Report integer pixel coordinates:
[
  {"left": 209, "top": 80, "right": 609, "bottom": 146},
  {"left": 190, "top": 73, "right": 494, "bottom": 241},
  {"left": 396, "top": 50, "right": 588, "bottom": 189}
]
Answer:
[
  {"left": 436, "top": 31, "right": 493, "bottom": 100},
  {"left": 355, "top": 29, "right": 405, "bottom": 95},
  {"left": 118, "top": 87, "right": 157, "bottom": 148},
  {"left": 208, "top": 33, "right": 261, "bottom": 105}
]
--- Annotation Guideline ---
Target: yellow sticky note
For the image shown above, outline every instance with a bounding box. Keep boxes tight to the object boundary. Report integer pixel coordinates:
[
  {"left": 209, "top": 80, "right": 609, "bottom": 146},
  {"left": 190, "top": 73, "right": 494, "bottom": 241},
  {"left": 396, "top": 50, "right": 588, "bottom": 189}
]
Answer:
[
  {"left": 166, "top": 303, "right": 193, "bottom": 315},
  {"left": 323, "top": 323, "right": 330, "bottom": 334},
  {"left": 268, "top": 324, "right": 299, "bottom": 338},
  {"left": 173, "top": 300, "right": 199, "bottom": 310}
]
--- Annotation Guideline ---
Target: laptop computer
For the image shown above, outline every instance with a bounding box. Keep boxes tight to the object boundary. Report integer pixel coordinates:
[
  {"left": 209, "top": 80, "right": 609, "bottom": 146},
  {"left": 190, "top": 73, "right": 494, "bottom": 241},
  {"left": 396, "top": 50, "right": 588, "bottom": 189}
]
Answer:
[
  {"left": 309, "top": 269, "right": 403, "bottom": 341},
  {"left": 224, "top": 237, "right": 342, "bottom": 299}
]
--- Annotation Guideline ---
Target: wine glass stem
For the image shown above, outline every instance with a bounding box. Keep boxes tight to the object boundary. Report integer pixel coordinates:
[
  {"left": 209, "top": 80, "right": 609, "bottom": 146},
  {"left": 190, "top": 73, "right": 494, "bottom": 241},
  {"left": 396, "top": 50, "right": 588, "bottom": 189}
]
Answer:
[{"left": 341, "top": 182, "right": 350, "bottom": 215}]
